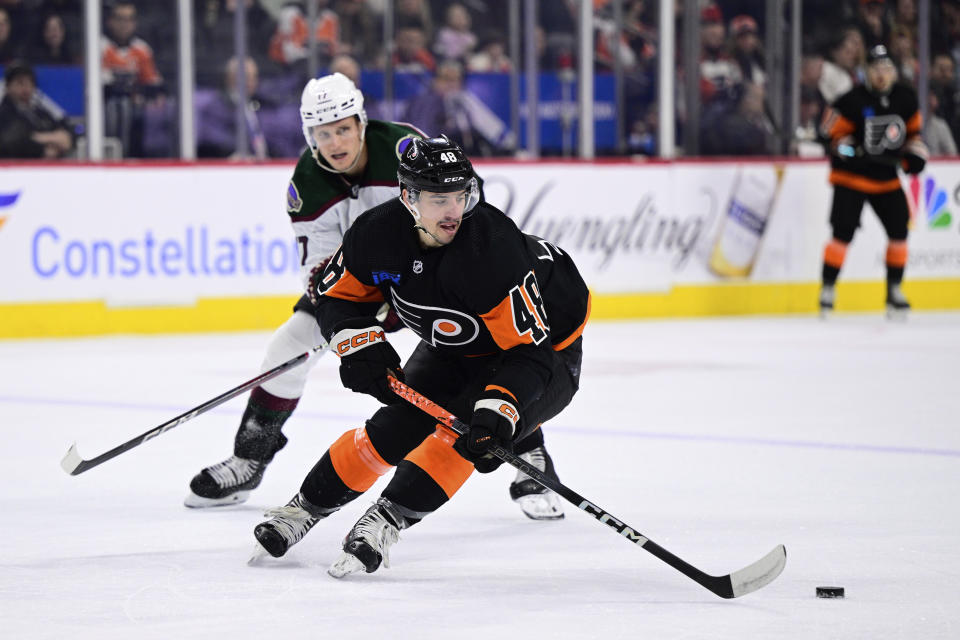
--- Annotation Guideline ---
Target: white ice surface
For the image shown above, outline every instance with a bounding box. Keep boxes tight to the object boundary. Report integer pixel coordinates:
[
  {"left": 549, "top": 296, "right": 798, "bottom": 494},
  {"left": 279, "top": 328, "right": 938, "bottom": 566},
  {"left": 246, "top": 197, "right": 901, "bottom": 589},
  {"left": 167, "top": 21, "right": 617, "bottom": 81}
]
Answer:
[{"left": 2, "top": 314, "right": 959, "bottom": 639}]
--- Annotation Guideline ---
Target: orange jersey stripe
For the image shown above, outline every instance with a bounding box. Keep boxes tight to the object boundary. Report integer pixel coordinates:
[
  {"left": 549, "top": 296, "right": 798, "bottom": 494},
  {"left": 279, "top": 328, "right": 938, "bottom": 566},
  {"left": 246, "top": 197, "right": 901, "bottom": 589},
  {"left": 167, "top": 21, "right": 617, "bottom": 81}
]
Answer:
[
  {"left": 823, "top": 110, "right": 856, "bottom": 141},
  {"left": 886, "top": 241, "right": 908, "bottom": 267},
  {"left": 480, "top": 294, "right": 527, "bottom": 350},
  {"left": 484, "top": 385, "right": 517, "bottom": 402},
  {"left": 906, "top": 111, "right": 923, "bottom": 136},
  {"left": 324, "top": 266, "right": 384, "bottom": 303},
  {"left": 404, "top": 428, "right": 474, "bottom": 498},
  {"left": 823, "top": 239, "right": 848, "bottom": 268},
  {"left": 329, "top": 428, "right": 391, "bottom": 492},
  {"left": 553, "top": 292, "right": 591, "bottom": 351},
  {"left": 829, "top": 170, "right": 902, "bottom": 194}
]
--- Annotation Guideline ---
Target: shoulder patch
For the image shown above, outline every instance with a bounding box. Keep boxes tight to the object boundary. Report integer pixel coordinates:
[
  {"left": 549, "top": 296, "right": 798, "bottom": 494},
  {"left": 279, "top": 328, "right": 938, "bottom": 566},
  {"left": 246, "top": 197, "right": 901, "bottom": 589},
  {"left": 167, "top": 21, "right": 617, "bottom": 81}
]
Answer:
[{"left": 286, "top": 180, "right": 303, "bottom": 213}]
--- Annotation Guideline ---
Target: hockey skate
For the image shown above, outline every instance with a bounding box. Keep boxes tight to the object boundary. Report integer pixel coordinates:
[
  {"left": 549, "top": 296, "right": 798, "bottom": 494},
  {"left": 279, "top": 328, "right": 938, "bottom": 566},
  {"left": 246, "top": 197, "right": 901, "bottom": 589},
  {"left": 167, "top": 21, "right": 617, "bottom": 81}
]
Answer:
[
  {"left": 185, "top": 456, "right": 265, "bottom": 508},
  {"left": 886, "top": 283, "right": 910, "bottom": 321},
  {"left": 509, "top": 446, "right": 565, "bottom": 521},
  {"left": 251, "top": 493, "right": 329, "bottom": 561},
  {"left": 328, "top": 498, "right": 404, "bottom": 578},
  {"left": 818, "top": 284, "right": 835, "bottom": 319}
]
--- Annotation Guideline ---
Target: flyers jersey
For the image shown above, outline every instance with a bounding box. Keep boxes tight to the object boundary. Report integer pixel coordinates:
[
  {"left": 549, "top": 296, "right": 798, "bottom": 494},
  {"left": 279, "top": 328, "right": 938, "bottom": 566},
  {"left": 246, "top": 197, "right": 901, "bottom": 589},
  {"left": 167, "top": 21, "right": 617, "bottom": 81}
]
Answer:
[
  {"left": 285, "top": 120, "right": 423, "bottom": 287},
  {"left": 822, "top": 83, "right": 922, "bottom": 194},
  {"left": 315, "top": 200, "right": 591, "bottom": 408}
]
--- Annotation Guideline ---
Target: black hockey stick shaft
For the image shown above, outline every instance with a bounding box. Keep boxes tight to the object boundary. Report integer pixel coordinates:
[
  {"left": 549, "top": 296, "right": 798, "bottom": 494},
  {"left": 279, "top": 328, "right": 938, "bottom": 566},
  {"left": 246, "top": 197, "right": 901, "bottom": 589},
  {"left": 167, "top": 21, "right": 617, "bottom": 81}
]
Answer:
[
  {"left": 388, "top": 375, "right": 786, "bottom": 599},
  {"left": 60, "top": 343, "right": 328, "bottom": 476}
]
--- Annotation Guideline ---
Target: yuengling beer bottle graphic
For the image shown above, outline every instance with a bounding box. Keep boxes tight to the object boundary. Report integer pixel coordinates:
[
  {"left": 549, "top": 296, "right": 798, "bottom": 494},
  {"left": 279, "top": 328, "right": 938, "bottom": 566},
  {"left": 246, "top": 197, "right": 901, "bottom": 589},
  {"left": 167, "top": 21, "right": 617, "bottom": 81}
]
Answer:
[{"left": 708, "top": 165, "right": 784, "bottom": 277}]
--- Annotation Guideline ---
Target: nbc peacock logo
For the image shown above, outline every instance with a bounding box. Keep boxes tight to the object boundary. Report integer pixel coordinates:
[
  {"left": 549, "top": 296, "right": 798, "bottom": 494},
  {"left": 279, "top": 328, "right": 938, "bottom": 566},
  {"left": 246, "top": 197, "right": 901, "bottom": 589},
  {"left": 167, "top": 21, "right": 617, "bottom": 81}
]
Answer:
[
  {"left": 0, "top": 190, "right": 22, "bottom": 231},
  {"left": 908, "top": 175, "right": 952, "bottom": 229}
]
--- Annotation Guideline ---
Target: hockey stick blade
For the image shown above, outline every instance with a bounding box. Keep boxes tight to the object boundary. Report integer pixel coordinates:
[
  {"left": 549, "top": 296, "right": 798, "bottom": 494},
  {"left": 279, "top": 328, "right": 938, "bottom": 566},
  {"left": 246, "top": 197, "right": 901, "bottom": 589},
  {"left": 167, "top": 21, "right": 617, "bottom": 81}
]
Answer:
[
  {"left": 387, "top": 375, "right": 786, "bottom": 598},
  {"left": 60, "top": 343, "right": 327, "bottom": 476}
]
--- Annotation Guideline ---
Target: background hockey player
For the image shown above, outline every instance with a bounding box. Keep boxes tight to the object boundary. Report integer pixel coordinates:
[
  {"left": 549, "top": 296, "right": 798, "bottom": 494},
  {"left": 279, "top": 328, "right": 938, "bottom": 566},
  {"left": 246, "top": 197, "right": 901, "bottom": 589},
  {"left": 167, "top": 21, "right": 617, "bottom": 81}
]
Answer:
[
  {"left": 818, "top": 44, "right": 928, "bottom": 318},
  {"left": 251, "top": 136, "right": 590, "bottom": 577},
  {"left": 186, "top": 73, "right": 565, "bottom": 520}
]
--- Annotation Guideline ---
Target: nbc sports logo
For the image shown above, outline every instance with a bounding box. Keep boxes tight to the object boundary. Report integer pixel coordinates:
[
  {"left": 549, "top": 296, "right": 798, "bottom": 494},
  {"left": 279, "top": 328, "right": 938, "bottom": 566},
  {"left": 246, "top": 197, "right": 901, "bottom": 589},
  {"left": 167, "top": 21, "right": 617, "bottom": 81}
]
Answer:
[
  {"left": 0, "top": 190, "right": 22, "bottom": 230},
  {"left": 908, "top": 176, "right": 952, "bottom": 229}
]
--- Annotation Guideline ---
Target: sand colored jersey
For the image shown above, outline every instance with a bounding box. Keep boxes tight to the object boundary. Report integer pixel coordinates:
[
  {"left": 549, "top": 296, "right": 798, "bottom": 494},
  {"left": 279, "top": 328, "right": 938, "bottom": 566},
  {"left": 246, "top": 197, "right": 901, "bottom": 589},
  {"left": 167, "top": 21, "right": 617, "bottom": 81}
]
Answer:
[
  {"left": 315, "top": 200, "right": 591, "bottom": 408},
  {"left": 822, "top": 83, "right": 922, "bottom": 194},
  {"left": 285, "top": 120, "right": 423, "bottom": 286}
]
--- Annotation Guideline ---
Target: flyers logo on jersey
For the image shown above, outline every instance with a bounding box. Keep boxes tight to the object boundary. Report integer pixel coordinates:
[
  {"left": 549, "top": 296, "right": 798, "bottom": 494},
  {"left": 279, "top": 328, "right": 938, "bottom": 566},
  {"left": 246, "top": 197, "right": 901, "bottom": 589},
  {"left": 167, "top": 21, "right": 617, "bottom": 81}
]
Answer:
[
  {"left": 390, "top": 289, "right": 480, "bottom": 347},
  {"left": 864, "top": 114, "right": 906, "bottom": 154}
]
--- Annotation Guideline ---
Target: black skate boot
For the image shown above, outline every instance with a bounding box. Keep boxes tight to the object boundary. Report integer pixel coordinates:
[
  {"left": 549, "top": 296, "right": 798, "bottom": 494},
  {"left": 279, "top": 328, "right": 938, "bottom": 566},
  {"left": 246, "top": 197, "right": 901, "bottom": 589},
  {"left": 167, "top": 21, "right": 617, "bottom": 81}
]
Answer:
[
  {"left": 185, "top": 456, "right": 267, "bottom": 508},
  {"left": 509, "top": 446, "right": 564, "bottom": 521},
  {"left": 818, "top": 284, "right": 835, "bottom": 319},
  {"left": 252, "top": 493, "right": 334, "bottom": 560},
  {"left": 327, "top": 498, "right": 405, "bottom": 578},
  {"left": 886, "top": 283, "right": 910, "bottom": 320}
]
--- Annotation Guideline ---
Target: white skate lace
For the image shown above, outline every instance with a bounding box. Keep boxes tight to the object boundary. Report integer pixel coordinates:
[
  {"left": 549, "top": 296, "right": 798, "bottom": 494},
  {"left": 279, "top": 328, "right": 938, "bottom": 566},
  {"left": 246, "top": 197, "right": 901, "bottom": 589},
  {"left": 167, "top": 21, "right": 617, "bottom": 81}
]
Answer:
[
  {"left": 262, "top": 496, "right": 318, "bottom": 544},
  {"left": 514, "top": 446, "right": 547, "bottom": 483},
  {"left": 351, "top": 508, "right": 400, "bottom": 568},
  {"left": 206, "top": 457, "right": 261, "bottom": 488}
]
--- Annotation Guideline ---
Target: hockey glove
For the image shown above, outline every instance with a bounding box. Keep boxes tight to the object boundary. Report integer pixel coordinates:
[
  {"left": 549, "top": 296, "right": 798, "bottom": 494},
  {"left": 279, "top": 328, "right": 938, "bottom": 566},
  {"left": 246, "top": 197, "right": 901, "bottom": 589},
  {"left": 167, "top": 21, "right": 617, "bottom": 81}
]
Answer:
[
  {"left": 376, "top": 302, "right": 406, "bottom": 334},
  {"left": 901, "top": 140, "right": 929, "bottom": 175},
  {"left": 331, "top": 317, "right": 403, "bottom": 405},
  {"left": 454, "top": 389, "right": 520, "bottom": 473},
  {"left": 306, "top": 257, "right": 332, "bottom": 306}
]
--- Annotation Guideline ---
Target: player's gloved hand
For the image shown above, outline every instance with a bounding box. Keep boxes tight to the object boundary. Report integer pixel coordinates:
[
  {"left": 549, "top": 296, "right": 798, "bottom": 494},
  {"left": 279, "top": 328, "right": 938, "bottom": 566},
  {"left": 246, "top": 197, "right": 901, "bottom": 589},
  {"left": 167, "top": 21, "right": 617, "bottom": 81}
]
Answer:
[
  {"left": 376, "top": 302, "right": 406, "bottom": 333},
  {"left": 331, "top": 317, "right": 403, "bottom": 404},
  {"left": 454, "top": 389, "right": 520, "bottom": 473},
  {"left": 306, "top": 257, "right": 332, "bottom": 306},
  {"left": 901, "top": 141, "right": 928, "bottom": 175}
]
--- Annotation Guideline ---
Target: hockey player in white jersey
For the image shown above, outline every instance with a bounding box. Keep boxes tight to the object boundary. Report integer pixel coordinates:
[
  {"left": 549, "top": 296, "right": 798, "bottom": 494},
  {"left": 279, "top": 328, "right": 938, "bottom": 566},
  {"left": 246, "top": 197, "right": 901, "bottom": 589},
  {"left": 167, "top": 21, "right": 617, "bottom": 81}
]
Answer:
[{"left": 184, "top": 72, "right": 564, "bottom": 520}]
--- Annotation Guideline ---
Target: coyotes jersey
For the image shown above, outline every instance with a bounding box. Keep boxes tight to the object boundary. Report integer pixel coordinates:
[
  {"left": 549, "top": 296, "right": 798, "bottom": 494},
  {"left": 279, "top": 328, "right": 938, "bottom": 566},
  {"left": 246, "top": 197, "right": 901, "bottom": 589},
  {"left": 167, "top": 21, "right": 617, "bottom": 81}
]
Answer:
[
  {"left": 822, "top": 83, "right": 922, "bottom": 193},
  {"left": 285, "top": 120, "right": 423, "bottom": 287},
  {"left": 315, "top": 200, "right": 591, "bottom": 408}
]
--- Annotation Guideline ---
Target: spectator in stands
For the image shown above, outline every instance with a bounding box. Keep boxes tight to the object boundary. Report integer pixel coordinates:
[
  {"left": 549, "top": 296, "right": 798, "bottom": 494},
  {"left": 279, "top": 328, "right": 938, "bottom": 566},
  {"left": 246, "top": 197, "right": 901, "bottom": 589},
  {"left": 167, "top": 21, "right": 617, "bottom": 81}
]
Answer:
[
  {"left": 102, "top": 0, "right": 164, "bottom": 158},
  {"left": 930, "top": 52, "right": 960, "bottom": 145},
  {"left": 0, "top": 7, "right": 22, "bottom": 64},
  {"left": 700, "top": 82, "right": 770, "bottom": 156},
  {"left": 925, "top": 89, "right": 959, "bottom": 156},
  {"left": 855, "top": 0, "right": 890, "bottom": 50},
  {"left": 433, "top": 3, "right": 476, "bottom": 63},
  {"left": 699, "top": 4, "right": 741, "bottom": 105},
  {"left": 402, "top": 59, "right": 512, "bottom": 156},
  {"left": 396, "top": 0, "right": 433, "bottom": 41},
  {"left": 0, "top": 61, "right": 74, "bottom": 158},
  {"left": 891, "top": 0, "right": 917, "bottom": 41},
  {"left": 334, "top": 0, "right": 380, "bottom": 67},
  {"left": 195, "top": 55, "right": 302, "bottom": 159},
  {"left": 467, "top": 31, "right": 512, "bottom": 73},
  {"left": 730, "top": 14, "right": 765, "bottom": 88},
  {"left": 394, "top": 23, "right": 435, "bottom": 72},
  {"left": 269, "top": 0, "right": 340, "bottom": 70},
  {"left": 889, "top": 24, "right": 917, "bottom": 86},
  {"left": 793, "top": 86, "right": 828, "bottom": 157},
  {"left": 29, "top": 12, "right": 77, "bottom": 65},
  {"left": 329, "top": 52, "right": 387, "bottom": 120},
  {"left": 819, "top": 27, "right": 863, "bottom": 104},
  {"left": 195, "top": 0, "right": 277, "bottom": 89},
  {"left": 595, "top": 0, "right": 656, "bottom": 73}
]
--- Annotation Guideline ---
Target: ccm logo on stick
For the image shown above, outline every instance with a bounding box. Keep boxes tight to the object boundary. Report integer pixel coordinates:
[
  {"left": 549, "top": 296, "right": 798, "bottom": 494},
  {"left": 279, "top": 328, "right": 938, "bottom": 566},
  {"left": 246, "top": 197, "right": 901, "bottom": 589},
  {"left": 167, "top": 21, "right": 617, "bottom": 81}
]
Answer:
[{"left": 335, "top": 329, "right": 385, "bottom": 355}]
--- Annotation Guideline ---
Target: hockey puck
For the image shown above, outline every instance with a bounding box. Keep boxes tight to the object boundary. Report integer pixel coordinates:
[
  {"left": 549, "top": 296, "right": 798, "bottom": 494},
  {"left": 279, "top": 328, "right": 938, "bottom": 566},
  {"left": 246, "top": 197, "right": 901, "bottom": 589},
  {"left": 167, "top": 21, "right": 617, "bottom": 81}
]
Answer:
[{"left": 816, "top": 586, "right": 845, "bottom": 598}]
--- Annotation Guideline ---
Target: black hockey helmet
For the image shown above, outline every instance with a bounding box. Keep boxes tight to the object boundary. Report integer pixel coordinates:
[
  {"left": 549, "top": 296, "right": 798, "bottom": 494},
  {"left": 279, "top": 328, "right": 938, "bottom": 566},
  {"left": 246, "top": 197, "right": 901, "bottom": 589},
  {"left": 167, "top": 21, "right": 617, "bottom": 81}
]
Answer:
[
  {"left": 866, "top": 44, "right": 893, "bottom": 67},
  {"left": 397, "top": 135, "right": 479, "bottom": 212}
]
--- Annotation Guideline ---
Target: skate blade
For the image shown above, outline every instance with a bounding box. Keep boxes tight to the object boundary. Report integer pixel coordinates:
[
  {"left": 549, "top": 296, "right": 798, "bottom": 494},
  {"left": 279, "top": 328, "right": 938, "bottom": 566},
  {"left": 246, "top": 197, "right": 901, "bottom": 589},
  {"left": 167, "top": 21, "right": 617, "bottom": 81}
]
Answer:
[
  {"left": 885, "top": 307, "right": 909, "bottom": 322},
  {"left": 183, "top": 490, "right": 251, "bottom": 509},
  {"left": 247, "top": 542, "right": 271, "bottom": 566},
  {"left": 818, "top": 308, "right": 833, "bottom": 321},
  {"left": 515, "top": 492, "right": 565, "bottom": 521},
  {"left": 327, "top": 552, "right": 367, "bottom": 579}
]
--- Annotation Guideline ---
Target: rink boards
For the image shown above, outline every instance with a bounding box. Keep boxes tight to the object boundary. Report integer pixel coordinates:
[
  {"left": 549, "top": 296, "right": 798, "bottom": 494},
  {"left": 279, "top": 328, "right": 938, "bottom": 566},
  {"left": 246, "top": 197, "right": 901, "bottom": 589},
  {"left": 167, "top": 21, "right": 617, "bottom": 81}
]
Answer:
[{"left": 1, "top": 159, "right": 959, "bottom": 338}]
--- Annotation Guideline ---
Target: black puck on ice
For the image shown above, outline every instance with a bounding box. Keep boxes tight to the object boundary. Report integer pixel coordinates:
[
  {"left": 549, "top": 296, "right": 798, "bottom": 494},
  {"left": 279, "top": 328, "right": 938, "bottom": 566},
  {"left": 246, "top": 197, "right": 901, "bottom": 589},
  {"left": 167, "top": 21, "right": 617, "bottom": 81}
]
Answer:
[{"left": 816, "top": 586, "right": 845, "bottom": 598}]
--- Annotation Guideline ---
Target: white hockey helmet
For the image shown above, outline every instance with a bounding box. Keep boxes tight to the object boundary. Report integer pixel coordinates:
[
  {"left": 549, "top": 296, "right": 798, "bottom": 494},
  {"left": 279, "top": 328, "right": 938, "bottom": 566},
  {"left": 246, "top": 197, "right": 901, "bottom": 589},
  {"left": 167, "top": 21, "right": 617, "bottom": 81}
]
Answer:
[{"left": 300, "top": 72, "right": 368, "bottom": 153}]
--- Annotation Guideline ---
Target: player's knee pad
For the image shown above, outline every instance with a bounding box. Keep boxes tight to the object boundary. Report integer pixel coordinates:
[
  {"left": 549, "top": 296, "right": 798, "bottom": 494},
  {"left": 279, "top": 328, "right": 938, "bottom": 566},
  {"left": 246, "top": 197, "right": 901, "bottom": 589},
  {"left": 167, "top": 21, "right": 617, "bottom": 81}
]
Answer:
[
  {"left": 363, "top": 403, "right": 438, "bottom": 465},
  {"left": 328, "top": 427, "right": 392, "bottom": 493},
  {"left": 403, "top": 428, "right": 474, "bottom": 499},
  {"left": 259, "top": 311, "right": 325, "bottom": 398}
]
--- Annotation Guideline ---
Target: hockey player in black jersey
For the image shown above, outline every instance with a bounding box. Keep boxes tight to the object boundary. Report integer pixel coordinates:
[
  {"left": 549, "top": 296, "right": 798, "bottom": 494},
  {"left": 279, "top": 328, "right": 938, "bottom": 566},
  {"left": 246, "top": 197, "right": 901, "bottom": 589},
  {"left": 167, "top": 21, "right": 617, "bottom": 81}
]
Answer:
[
  {"left": 819, "top": 44, "right": 928, "bottom": 318},
  {"left": 185, "top": 72, "right": 565, "bottom": 520},
  {"left": 252, "top": 136, "right": 591, "bottom": 577}
]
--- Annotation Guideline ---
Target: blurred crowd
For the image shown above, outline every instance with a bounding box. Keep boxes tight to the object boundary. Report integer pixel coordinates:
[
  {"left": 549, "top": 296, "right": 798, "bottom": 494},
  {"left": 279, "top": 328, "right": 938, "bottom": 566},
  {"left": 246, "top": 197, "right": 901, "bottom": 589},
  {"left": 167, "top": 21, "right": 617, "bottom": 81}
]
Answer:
[{"left": 1, "top": 0, "right": 959, "bottom": 160}]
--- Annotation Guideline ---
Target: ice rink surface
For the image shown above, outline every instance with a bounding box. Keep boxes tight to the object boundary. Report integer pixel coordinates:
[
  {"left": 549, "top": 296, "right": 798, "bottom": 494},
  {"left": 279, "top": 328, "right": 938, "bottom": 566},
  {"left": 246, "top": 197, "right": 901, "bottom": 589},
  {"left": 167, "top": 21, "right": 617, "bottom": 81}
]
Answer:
[{"left": 2, "top": 313, "right": 959, "bottom": 639}]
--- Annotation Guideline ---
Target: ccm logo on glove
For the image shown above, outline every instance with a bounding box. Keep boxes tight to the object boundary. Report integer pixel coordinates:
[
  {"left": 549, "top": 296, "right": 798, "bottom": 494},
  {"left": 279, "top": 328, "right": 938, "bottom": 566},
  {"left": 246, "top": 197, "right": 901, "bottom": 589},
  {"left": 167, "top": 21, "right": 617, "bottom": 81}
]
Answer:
[
  {"left": 474, "top": 398, "right": 520, "bottom": 431},
  {"left": 335, "top": 327, "right": 387, "bottom": 356}
]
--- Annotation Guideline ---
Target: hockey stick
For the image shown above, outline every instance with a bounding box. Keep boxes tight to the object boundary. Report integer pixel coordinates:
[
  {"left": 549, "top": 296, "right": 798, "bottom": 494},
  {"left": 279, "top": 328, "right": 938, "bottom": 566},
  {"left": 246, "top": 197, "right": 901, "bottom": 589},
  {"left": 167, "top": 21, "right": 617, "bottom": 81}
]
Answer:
[
  {"left": 387, "top": 375, "right": 786, "bottom": 599},
  {"left": 60, "top": 343, "right": 329, "bottom": 476}
]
